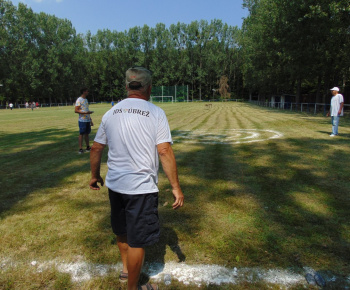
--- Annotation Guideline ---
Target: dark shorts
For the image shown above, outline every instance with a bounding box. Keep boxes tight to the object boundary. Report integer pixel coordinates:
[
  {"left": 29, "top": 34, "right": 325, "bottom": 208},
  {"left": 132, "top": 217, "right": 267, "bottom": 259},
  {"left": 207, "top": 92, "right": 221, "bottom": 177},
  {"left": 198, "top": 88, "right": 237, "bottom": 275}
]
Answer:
[
  {"left": 78, "top": 121, "right": 91, "bottom": 135},
  {"left": 108, "top": 189, "right": 160, "bottom": 248}
]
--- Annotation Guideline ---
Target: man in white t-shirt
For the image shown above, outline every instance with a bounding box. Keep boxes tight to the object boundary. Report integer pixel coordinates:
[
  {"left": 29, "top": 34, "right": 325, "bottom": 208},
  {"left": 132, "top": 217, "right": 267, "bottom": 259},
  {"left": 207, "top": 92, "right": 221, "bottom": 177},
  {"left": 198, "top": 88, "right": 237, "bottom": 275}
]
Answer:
[
  {"left": 89, "top": 67, "right": 184, "bottom": 290},
  {"left": 327, "top": 87, "right": 344, "bottom": 137},
  {"left": 75, "top": 88, "right": 94, "bottom": 153}
]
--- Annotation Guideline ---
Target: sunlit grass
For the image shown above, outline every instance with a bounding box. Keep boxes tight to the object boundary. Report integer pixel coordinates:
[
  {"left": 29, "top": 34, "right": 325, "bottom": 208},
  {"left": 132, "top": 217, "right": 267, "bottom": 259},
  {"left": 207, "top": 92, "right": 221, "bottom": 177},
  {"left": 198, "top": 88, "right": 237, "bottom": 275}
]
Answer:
[
  {"left": 1, "top": 102, "right": 350, "bottom": 288},
  {"left": 292, "top": 191, "right": 332, "bottom": 217}
]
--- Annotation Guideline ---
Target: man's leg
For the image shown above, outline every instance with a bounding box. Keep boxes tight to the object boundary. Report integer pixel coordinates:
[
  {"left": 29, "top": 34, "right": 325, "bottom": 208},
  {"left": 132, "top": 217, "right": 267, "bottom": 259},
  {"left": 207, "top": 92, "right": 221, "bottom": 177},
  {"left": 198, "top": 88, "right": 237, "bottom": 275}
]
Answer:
[
  {"left": 332, "top": 116, "right": 339, "bottom": 135},
  {"left": 78, "top": 122, "right": 84, "bottom": 150},
  {"left": 127, "top": 246, "right": 145, "bottom": 290},
  {"left": 84, "top": 134, "right": 90, "bottom": 148},
  {"left": 117, "top": 235, "right": 129, "bottom": 274},
  {"left": 117, "top": 234, "right": 145, "bottom": 290},
  {"left": 79, "top": 134, "right": 83, "bottom": 149},
  {"left": 334, "top": 116, "right": 339, "bottom": 135}
]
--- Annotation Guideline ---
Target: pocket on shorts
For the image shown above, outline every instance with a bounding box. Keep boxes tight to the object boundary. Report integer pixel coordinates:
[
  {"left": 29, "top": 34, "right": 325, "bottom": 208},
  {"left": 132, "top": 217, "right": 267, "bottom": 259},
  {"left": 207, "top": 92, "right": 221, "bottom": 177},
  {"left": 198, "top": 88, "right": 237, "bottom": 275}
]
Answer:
[
  {"left": 144, "top": 211, "right": 159, "bottom": 236},
  {"left": 146, "top": 211, "right": 158, "bottom": 225}
]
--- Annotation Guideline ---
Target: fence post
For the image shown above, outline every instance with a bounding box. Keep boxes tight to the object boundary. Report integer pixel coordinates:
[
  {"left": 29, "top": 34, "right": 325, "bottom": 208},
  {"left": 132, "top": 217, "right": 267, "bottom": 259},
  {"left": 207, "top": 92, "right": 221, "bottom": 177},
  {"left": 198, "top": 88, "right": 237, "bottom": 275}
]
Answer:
[{"left": 187, "top": 85, "right": 189, "bottom": 102}]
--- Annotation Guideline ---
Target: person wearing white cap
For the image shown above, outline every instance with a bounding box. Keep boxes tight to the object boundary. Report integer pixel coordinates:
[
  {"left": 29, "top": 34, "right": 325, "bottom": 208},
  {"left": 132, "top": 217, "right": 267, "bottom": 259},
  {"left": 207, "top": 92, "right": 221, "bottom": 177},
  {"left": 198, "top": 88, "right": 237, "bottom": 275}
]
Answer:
[
  {"left": 89, "top": 66, "right": 184, "bottom": 290},
  {"left": 326, "top": 87, "right": 344, "bottom": 136}
]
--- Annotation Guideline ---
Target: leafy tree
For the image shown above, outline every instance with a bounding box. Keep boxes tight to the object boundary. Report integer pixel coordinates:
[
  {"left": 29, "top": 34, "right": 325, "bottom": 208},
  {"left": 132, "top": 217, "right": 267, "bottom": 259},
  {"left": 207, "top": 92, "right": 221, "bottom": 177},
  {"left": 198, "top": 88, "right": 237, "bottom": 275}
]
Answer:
[{"left": 241, "top": 0, "right": 350, "bottom": 103}]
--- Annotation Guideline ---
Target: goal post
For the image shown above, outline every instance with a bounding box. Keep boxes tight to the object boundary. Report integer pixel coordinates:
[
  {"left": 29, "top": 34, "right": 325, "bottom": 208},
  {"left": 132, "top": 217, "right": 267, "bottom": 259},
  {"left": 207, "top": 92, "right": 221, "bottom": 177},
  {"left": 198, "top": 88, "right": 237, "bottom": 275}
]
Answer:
[
  {"left": 150, "top": 85, "right": 188, "bottom": 102},
  {"left": 150, "top": 96, "right": 174, "bottom": 103}
]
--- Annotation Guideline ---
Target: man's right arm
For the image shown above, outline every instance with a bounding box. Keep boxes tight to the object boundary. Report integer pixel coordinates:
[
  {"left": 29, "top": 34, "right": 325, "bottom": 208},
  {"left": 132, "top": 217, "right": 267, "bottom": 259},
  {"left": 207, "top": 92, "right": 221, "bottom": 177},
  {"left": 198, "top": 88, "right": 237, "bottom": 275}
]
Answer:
[
  {"left": 75, "top": 105, "right": 81, "bottom": 114},
  {"left": 75, "top": 105, "right": 93, "bottom": 114},
  {"left": 157, "top": 142, "right": 184, "bottom": 209},
  {"left": 89, "top": 141, "right": 106, "bottom": 190}
]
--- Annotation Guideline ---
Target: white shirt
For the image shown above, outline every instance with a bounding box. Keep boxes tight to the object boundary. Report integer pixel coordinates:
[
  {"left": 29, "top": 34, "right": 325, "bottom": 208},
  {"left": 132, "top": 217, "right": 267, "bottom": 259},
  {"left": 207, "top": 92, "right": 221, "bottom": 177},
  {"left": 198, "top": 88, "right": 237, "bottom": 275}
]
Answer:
[
  {"left": 94, "top": 98, "right": 172, "bottom": 194},
  {"left": 330, "top": 94, "right": 344, "bottom": 116}
]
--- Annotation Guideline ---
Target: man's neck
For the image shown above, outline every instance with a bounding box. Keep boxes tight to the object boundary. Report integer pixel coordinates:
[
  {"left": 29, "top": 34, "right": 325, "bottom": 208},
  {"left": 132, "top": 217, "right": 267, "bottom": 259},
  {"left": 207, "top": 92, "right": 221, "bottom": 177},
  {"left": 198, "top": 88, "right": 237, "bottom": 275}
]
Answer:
[{"left": 128, "top": 94, "right": 149, "bottom": 101}]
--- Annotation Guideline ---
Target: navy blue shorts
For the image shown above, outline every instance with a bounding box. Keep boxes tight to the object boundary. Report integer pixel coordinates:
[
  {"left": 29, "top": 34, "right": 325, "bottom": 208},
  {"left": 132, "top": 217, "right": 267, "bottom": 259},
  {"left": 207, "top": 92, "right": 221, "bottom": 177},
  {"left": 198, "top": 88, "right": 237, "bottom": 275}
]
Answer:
[
  {"left": 108, "top": 189, "right": 160, "bottom": 248},
  {"left": 78, "top": 121, "right": 91, "bottom": 135}
]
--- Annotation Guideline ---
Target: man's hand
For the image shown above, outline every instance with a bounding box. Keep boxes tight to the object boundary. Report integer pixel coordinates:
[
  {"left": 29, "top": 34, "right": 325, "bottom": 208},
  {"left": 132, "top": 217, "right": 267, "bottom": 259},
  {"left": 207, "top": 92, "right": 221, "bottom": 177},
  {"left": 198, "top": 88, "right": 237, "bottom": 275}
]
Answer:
[
  {"left": 90, "top": 142, "right": 106, "bottom": 190},
  {"left": 89, "top": 176, "right": 104, "bottom": 190},
  {"left": 172, "top": 188, "right": 184, "bottom": 209},
  {"left": 326, "top": 112, "right": 330, "bottom": 117}
]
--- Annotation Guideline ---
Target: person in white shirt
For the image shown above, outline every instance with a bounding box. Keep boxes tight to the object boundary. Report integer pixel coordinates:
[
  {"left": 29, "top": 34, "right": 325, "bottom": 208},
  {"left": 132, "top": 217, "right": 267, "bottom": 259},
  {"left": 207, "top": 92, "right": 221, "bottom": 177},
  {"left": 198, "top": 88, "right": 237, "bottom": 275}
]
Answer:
[
  {"left": 75, "top": 88, "right": 94, "bottom": 153},
  {"left": 327, "top": 87, "right": 344, "bottom": 136},
  {"left": 89, "top": 67, "right": 184, "bottom": 290}
]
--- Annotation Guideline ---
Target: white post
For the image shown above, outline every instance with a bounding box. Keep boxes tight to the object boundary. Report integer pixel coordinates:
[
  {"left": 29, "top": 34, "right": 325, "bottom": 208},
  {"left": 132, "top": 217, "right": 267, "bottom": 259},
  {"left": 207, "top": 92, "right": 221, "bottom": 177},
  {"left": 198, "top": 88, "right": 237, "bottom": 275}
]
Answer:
[{"left": 175, "top": 85, "right": 177, "bottom": 102}]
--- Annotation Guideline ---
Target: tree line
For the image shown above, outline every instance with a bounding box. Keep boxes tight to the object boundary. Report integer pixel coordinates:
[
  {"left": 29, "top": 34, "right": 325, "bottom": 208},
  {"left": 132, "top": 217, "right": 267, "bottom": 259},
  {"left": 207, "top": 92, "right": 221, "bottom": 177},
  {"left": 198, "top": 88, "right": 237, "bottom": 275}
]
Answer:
[
  {"left": 242, "top": 0, "right": 350, "bottom": 104},
  {"left": 0, "top": 0, "right": 349, "bottom": 106}
]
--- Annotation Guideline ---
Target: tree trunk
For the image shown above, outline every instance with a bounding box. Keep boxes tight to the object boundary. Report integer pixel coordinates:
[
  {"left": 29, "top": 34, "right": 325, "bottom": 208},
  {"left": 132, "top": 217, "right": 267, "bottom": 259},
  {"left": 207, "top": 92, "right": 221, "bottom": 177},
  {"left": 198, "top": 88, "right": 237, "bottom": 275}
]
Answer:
[
  {"left": 296, "top": 78, "right": 301, "bottom": 104},
  {"left": 315, "top": 75, "right": 321, "bottom": 104}
]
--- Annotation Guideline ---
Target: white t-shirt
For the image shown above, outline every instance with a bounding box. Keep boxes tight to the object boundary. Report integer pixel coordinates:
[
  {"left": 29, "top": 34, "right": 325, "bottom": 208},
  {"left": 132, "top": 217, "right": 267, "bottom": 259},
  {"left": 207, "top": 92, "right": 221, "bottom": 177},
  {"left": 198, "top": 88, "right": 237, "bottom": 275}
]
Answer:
[
  {"left": 75, "top": 97, "right": 91, "bottom": 122},
  {"left": 94, "top": 98, "right": 172, "bottom": 194},
  {"left": 330, "top": 94, "right": 344, "bottom": 116}
]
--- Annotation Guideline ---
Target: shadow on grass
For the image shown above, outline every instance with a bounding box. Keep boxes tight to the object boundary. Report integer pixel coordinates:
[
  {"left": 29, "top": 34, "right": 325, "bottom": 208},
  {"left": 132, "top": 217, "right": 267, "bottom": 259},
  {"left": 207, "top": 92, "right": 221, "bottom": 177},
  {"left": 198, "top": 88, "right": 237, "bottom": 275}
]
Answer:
[
  {"left": 170, "top": 134, "right": 350, "bottom": 281},
  {"left": 1, "top": 125, "right": 349, "bottom": 287},
  {"left": 0, "top": 128, "right": 93, "bottom": 216},
  {"left": 318, "top": 130, "right": 350, "bottom": 139},
  {"left": 143, "top": 226, "right": 186, "bottom": 274}
]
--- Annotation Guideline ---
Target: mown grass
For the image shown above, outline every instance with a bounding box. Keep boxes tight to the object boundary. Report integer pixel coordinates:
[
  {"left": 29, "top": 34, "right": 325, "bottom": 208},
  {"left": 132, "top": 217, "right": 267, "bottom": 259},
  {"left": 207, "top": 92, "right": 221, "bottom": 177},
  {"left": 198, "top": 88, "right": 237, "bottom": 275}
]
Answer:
[{"left": 0, "top": 102, "right": 349, "bottom": 289}]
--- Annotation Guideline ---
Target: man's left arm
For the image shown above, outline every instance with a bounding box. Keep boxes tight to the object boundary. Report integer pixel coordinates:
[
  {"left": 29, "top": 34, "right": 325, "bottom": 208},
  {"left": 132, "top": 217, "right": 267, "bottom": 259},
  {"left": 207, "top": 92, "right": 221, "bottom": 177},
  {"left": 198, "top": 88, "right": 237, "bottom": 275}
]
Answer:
[
  {"left": 157, "top": 142, "right": 184, "bottom": 209},
  {"left": 89, "top": 141, "right": 106, "bottom": 190},
  {"left": 338, "top": 102, "right": 344, "bottom": 116}
]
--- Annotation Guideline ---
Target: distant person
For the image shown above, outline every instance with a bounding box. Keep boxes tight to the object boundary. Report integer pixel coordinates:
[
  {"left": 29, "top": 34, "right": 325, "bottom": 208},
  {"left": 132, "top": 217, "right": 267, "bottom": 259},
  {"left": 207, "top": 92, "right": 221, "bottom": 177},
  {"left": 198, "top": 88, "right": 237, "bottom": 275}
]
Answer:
[
  {"left": 75, "top": 88, "right": 94, "bottom": 154},
  {"left": 326, "top": 87, "right": 344, "bottom": 137},
  {"left": 36, "top": 102, "right": 39, "bottom": 108},
  {"left": 89, "top": 67, "right": 184, "bottom": 290},
  {"left": 31, "top": 102, "right": 35, "bottom": 111},
  {"left": 25, "top": 101, "right": 29, "bottom": 109},
  {"left": 111, "top": 101, "right": 114, "bottom": 107},
  {"left": 9, "top": 103, "right": 13, "bottom": 110}
]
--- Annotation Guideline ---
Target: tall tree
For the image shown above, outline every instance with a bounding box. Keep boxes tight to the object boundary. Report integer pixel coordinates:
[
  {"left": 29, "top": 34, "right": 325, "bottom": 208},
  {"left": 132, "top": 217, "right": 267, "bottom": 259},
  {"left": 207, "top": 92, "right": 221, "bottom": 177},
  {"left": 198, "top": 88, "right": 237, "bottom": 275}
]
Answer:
[{"left": 241, "top": 0, "right": 350, "bottom": 103}]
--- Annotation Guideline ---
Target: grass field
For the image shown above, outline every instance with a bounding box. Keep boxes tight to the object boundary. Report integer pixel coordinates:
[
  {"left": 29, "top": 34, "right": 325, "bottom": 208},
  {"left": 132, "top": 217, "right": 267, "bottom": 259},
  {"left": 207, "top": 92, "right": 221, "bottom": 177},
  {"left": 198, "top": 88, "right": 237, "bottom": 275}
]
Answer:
[{"left": 0, "top": 102, "right": 349, "bottom": 289}]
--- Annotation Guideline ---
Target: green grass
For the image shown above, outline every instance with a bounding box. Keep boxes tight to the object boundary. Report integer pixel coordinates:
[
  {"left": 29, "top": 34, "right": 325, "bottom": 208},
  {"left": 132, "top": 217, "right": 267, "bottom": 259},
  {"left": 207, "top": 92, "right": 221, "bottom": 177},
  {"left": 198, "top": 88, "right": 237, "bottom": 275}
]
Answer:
[{"left": 0, "top": 102, "right": 349, "bottom": 289}]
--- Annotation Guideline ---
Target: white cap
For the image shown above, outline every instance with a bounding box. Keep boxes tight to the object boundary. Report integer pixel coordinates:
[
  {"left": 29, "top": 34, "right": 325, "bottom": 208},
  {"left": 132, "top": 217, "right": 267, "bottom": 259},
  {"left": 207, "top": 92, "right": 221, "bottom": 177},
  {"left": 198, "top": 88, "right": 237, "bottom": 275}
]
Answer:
[{"left": 330, "top": 87, "right": 339, "bottom": 91}]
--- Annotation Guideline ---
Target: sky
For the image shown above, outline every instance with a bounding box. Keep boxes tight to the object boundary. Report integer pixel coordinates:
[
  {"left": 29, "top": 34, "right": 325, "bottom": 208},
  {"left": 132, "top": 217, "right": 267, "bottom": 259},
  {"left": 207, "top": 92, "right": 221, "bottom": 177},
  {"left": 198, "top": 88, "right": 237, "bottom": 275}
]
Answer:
[{"left": 10, "top": 0, "right": 249, "bottom": 35}]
